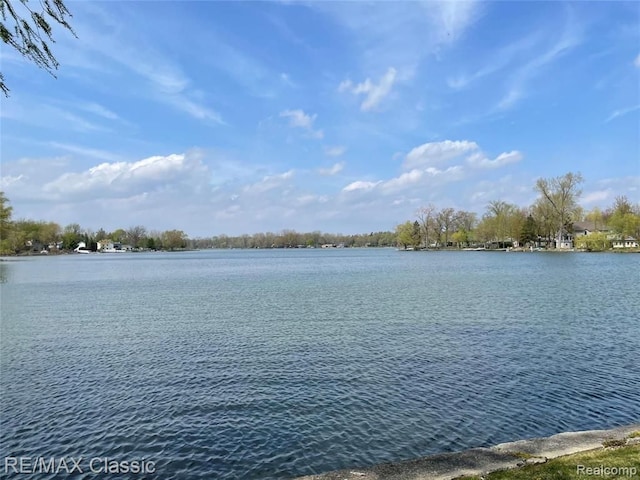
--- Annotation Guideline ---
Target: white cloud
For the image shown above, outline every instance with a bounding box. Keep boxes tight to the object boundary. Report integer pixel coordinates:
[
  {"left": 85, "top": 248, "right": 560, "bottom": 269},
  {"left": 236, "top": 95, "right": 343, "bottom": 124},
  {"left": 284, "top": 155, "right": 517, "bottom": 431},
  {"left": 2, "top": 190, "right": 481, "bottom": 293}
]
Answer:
[
  {"left": 382, "top": 169, "right": 424, "bottom": 192},
  {"left": 467, "top": 150, "right": 523, "bottom": 169},
  {"left": 0, "top": 175, "right": 26, "bottom": 189},
  {"left": 634, "top": 53, "right": 640, "bottom": 68},
  {"left": 429, "top": 0, "right": 481, "bottom": 45},
  {"left": 280, "top": 109, "right": 316, "bottom": 129},
  {"left": 338, "top": 139, "right": 518, "bottom": 200},
  {"left": 318, "top": 162, "right": 345, "bottom": 176},
  {"left": 42, "top": 153, "right": 208, "bottom": 200},
  {"left": 339, "top": 67, "right": 397, "bottom": 111},
  {"left": 280, "top": 109, "right": 324, "bottom": 138},
  {"left": 424, "top": 165, "right": 465, "bottom": 179},
  {"left": 342, "top": 180, "right": 381, "bottom": 192},
  {"left": 324, "top": 145, "right": 347, "bottom": 157},
  {"left": 404, "top": 140, "right": 478, "bottom": 169}
]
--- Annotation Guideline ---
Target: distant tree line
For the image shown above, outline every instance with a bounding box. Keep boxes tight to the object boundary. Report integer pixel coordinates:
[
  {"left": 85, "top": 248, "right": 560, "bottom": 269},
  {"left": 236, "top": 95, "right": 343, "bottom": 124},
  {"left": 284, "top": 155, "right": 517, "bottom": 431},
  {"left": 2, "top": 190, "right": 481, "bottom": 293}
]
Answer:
[
  {"left": 1, "top": 172, "right": 639, "bottom": 255},
  {"left": 395, "top": 172, "right": 640, "bottom": 251},
  {"left": 196, "top": 230, "right": 397, "bottom": 249},
  {"left": 0, "top": 195, "right": 190, "bottom": 254},
  {"left": 0, "top": 192, "right": 395, "bottom": 254}
]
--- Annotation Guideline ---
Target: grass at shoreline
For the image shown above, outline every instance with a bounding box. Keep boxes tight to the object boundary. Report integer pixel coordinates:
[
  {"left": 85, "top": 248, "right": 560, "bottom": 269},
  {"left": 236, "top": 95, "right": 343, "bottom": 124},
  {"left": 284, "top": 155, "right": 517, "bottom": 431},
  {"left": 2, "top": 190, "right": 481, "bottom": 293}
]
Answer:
[{"left": 458, "top": 444, "right": 640, "bottom": 480}]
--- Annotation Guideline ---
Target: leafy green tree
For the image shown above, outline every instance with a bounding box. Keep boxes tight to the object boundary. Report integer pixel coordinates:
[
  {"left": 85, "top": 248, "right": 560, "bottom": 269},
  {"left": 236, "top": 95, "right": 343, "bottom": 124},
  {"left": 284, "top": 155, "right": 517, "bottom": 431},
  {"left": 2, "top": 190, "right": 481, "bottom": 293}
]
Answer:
[
  {"left": 451, "top": 229, "right": 470, "bottom": 248},
  {"left": 585, "top": 207, "right": 605, "bottom": 231},
  {"left": 484, "top": 200, "right": 520, "bottom": 245},
  {"left": 1, "top": 0, "right": 76, "bottom": 95},
  {"left": 607, "top": 196, "right": 640, "bottom": 238},
  {"left": 520, "top": 215, "right": 537, "bottom": 245},
  {"left": 95, "top": 228, "right": 107, "bottom": 242},
  {"left": 574, "top": 232, "right": 611, "bottom": 252},
  {"left": 412, "top": 220, "right": 421, "bottom": 248},
  {"left": 0, "top": 191, "right": 13, "bottom": 253},
  {"left": 395, "top": 221, "right": 415, "bottom": 250},
  {"left": 162, "top": 230, "right": 187, "bottom": 250},
  {"left": 61, "top": 223, "right": 81, "bottom": 250},
  {"left": 109, "top": 228, "right": 126, "bottom": 242}
]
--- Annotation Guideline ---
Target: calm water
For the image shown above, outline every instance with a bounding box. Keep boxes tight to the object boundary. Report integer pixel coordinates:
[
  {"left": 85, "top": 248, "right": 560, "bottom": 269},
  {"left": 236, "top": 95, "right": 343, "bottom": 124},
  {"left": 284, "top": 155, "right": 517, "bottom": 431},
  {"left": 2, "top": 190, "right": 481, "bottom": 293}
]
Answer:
[{"left": 1, "top": 249, "right": 639, "bottom": 479}]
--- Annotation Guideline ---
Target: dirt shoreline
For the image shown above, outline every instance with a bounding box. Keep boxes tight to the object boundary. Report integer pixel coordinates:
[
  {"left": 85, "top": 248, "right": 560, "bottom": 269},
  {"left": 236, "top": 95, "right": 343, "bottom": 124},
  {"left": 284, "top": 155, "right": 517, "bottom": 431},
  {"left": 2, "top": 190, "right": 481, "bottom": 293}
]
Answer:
[{"left": 296, "top": 424, "right": 640, "bottom": 480}]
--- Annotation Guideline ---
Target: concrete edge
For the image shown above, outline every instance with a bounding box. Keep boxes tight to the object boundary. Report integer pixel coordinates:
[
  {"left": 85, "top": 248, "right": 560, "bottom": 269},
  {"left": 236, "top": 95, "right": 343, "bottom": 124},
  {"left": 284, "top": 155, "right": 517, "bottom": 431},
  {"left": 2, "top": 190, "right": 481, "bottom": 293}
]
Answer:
[{"left": 296, "top": 424, "right": 640, "bottom": 480}]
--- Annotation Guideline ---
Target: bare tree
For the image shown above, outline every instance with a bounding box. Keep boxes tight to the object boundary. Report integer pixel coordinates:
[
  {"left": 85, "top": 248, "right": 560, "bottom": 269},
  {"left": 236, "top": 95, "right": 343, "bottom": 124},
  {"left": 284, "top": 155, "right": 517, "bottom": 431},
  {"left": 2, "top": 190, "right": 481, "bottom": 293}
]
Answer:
[
  {"left": 436, "top": 207, "right": 456, "bottom": 247},
  {"left": 535, "top": 172, "right": 584, "bottom": 248},
  {"left": 126, "top": 225, "right": 147, "bottom": 248},
  {"left": 416, "top": 204, "right": 436, "bottom": 249}
]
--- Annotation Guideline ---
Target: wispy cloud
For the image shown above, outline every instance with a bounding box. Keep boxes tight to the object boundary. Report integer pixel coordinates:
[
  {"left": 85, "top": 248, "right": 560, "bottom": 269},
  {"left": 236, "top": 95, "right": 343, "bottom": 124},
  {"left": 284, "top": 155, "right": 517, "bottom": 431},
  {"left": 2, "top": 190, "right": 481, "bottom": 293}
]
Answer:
[
  {"left": 280, "top": 109, "right": 324, "bottom": 139},
  {"left": 635, "top": 53, "right": 640, "bottom": 68},
  {"left": 317, "top": 162, "right": 344, "bottom": 176},
  {"left": 447, "top": 31, "right": 542, "bottom": 90},
  {"left": 49, "top": 143, "right": 124, "bottom": 162},
  {"left": 243, "top": 170, "right": 295, "bottom": 195},
  {"left": 280, "top": 73, "right": 297, "bottom": 88},
  {"left": 78, "top": 102, "right": 120, "bottom": 120},
  {"left": 324, "top": 146, "right": 347, "bottom": 157},
  {"left": 605, "top": 104, "right": 640, "bottom": 123},
  {"left": 494, "top": 10, "right": 582, "bottom": 111},
  {"left": 55, "top": 4, "right": 224, "bottom": 125},
  {"left": 582, "top": 189, "right": 612, "bottom": 205},
  {"left": 312, "top": 1, "right": 481, "bottom": 74},
  {"left": 339, "top": 67, "right": 397, "bottom": 111}
]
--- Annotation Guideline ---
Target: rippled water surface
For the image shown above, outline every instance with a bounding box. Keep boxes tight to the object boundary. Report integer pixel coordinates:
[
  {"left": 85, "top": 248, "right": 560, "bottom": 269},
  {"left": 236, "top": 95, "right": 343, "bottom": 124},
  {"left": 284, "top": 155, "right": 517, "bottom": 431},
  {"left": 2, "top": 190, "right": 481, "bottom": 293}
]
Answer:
[{"left": 1, "top": 249, "right": 639, "bottom": 479}]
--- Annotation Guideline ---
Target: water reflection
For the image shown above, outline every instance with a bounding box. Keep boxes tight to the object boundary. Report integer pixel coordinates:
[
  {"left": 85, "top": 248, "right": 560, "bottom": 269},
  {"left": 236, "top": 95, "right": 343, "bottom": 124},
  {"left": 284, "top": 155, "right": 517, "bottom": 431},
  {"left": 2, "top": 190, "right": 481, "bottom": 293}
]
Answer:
[{"left": 0, "top": 261, "right": 8, "bottom": 283}]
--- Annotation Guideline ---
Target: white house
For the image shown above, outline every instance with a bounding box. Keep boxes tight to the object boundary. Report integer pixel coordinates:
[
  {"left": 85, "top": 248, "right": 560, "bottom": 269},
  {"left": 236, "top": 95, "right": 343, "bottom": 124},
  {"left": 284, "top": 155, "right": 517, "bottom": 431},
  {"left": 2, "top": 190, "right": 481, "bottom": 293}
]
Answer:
[
  {"left": 612, "top": 236, "right": 639, "bottom": 249},
  {"left": 97, "top": 240, "right": 115, "bottom": 251}
]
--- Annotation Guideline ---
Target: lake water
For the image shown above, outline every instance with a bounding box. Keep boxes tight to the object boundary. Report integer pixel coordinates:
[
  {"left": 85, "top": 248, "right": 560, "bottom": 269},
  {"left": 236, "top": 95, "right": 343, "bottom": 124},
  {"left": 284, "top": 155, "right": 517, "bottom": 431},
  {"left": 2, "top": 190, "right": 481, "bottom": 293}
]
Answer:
[{"left": 1, "top": 249, "right": 639, "bottom": 479}]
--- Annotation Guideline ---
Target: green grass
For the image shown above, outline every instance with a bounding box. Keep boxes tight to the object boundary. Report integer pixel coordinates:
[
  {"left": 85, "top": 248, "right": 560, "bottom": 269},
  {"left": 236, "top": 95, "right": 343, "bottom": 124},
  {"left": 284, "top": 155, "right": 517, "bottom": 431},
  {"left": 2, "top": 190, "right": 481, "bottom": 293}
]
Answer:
[
  {"left": 627, "top": 431, "right": 640, "bottom": 439},
  {"left": 457, "top": 445, "right": 640, "bottom": 480}
]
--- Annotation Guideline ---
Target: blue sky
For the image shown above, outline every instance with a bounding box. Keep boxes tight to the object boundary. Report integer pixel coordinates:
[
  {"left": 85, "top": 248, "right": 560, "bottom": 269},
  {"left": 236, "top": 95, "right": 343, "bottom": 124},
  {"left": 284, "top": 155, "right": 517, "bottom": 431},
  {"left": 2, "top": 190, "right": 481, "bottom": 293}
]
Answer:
[{"left": 1, "top": 1, "right": 639, "bottom": 236}]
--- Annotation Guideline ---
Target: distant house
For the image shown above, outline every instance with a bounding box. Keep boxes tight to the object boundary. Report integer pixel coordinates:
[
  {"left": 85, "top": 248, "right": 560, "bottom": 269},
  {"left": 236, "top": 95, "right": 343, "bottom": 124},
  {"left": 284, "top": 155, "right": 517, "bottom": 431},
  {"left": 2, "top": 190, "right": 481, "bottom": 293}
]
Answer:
[
  {"left": 97, "top": 240, "right": 130, "bottom": 252},
  {"left": 553, "top": 227, "right": 574, "bottom": 249},
  {"left": 48, "top": 241, "right": 63, "bottom": 250},
  {"left": 572, "top": 221, "right": 610, "bottom": 238},
  {"left": 557, "top": 221, "right": 613, "bottom": 249},
  {"left": 612, "top": 236, "right": 639, "bottom": 249},
  {"left": 97, "top": 240, "right": 114, "bottom": 251},
  {"left": 25, "top": 240, "right": 44, "bottom": 252}
]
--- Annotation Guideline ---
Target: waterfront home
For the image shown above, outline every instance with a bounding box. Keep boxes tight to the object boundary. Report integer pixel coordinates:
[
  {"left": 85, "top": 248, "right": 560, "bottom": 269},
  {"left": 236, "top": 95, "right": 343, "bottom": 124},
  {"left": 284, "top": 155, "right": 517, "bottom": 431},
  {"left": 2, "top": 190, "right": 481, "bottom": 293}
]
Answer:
[
  {"left": 25, "top": 239, "right": 44, "bottom": 253},
  {"left": 572, "top": 221, "right": 611, "bottom": 238},
  {"left": 555, "top": 222, "right": 613, "bottom": 249},
  {"left": 97, "top": 239, "right": 114, "bottom": 251},
  {"left": 611, "top": 236, "right": 639, "bottom": 249}
]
